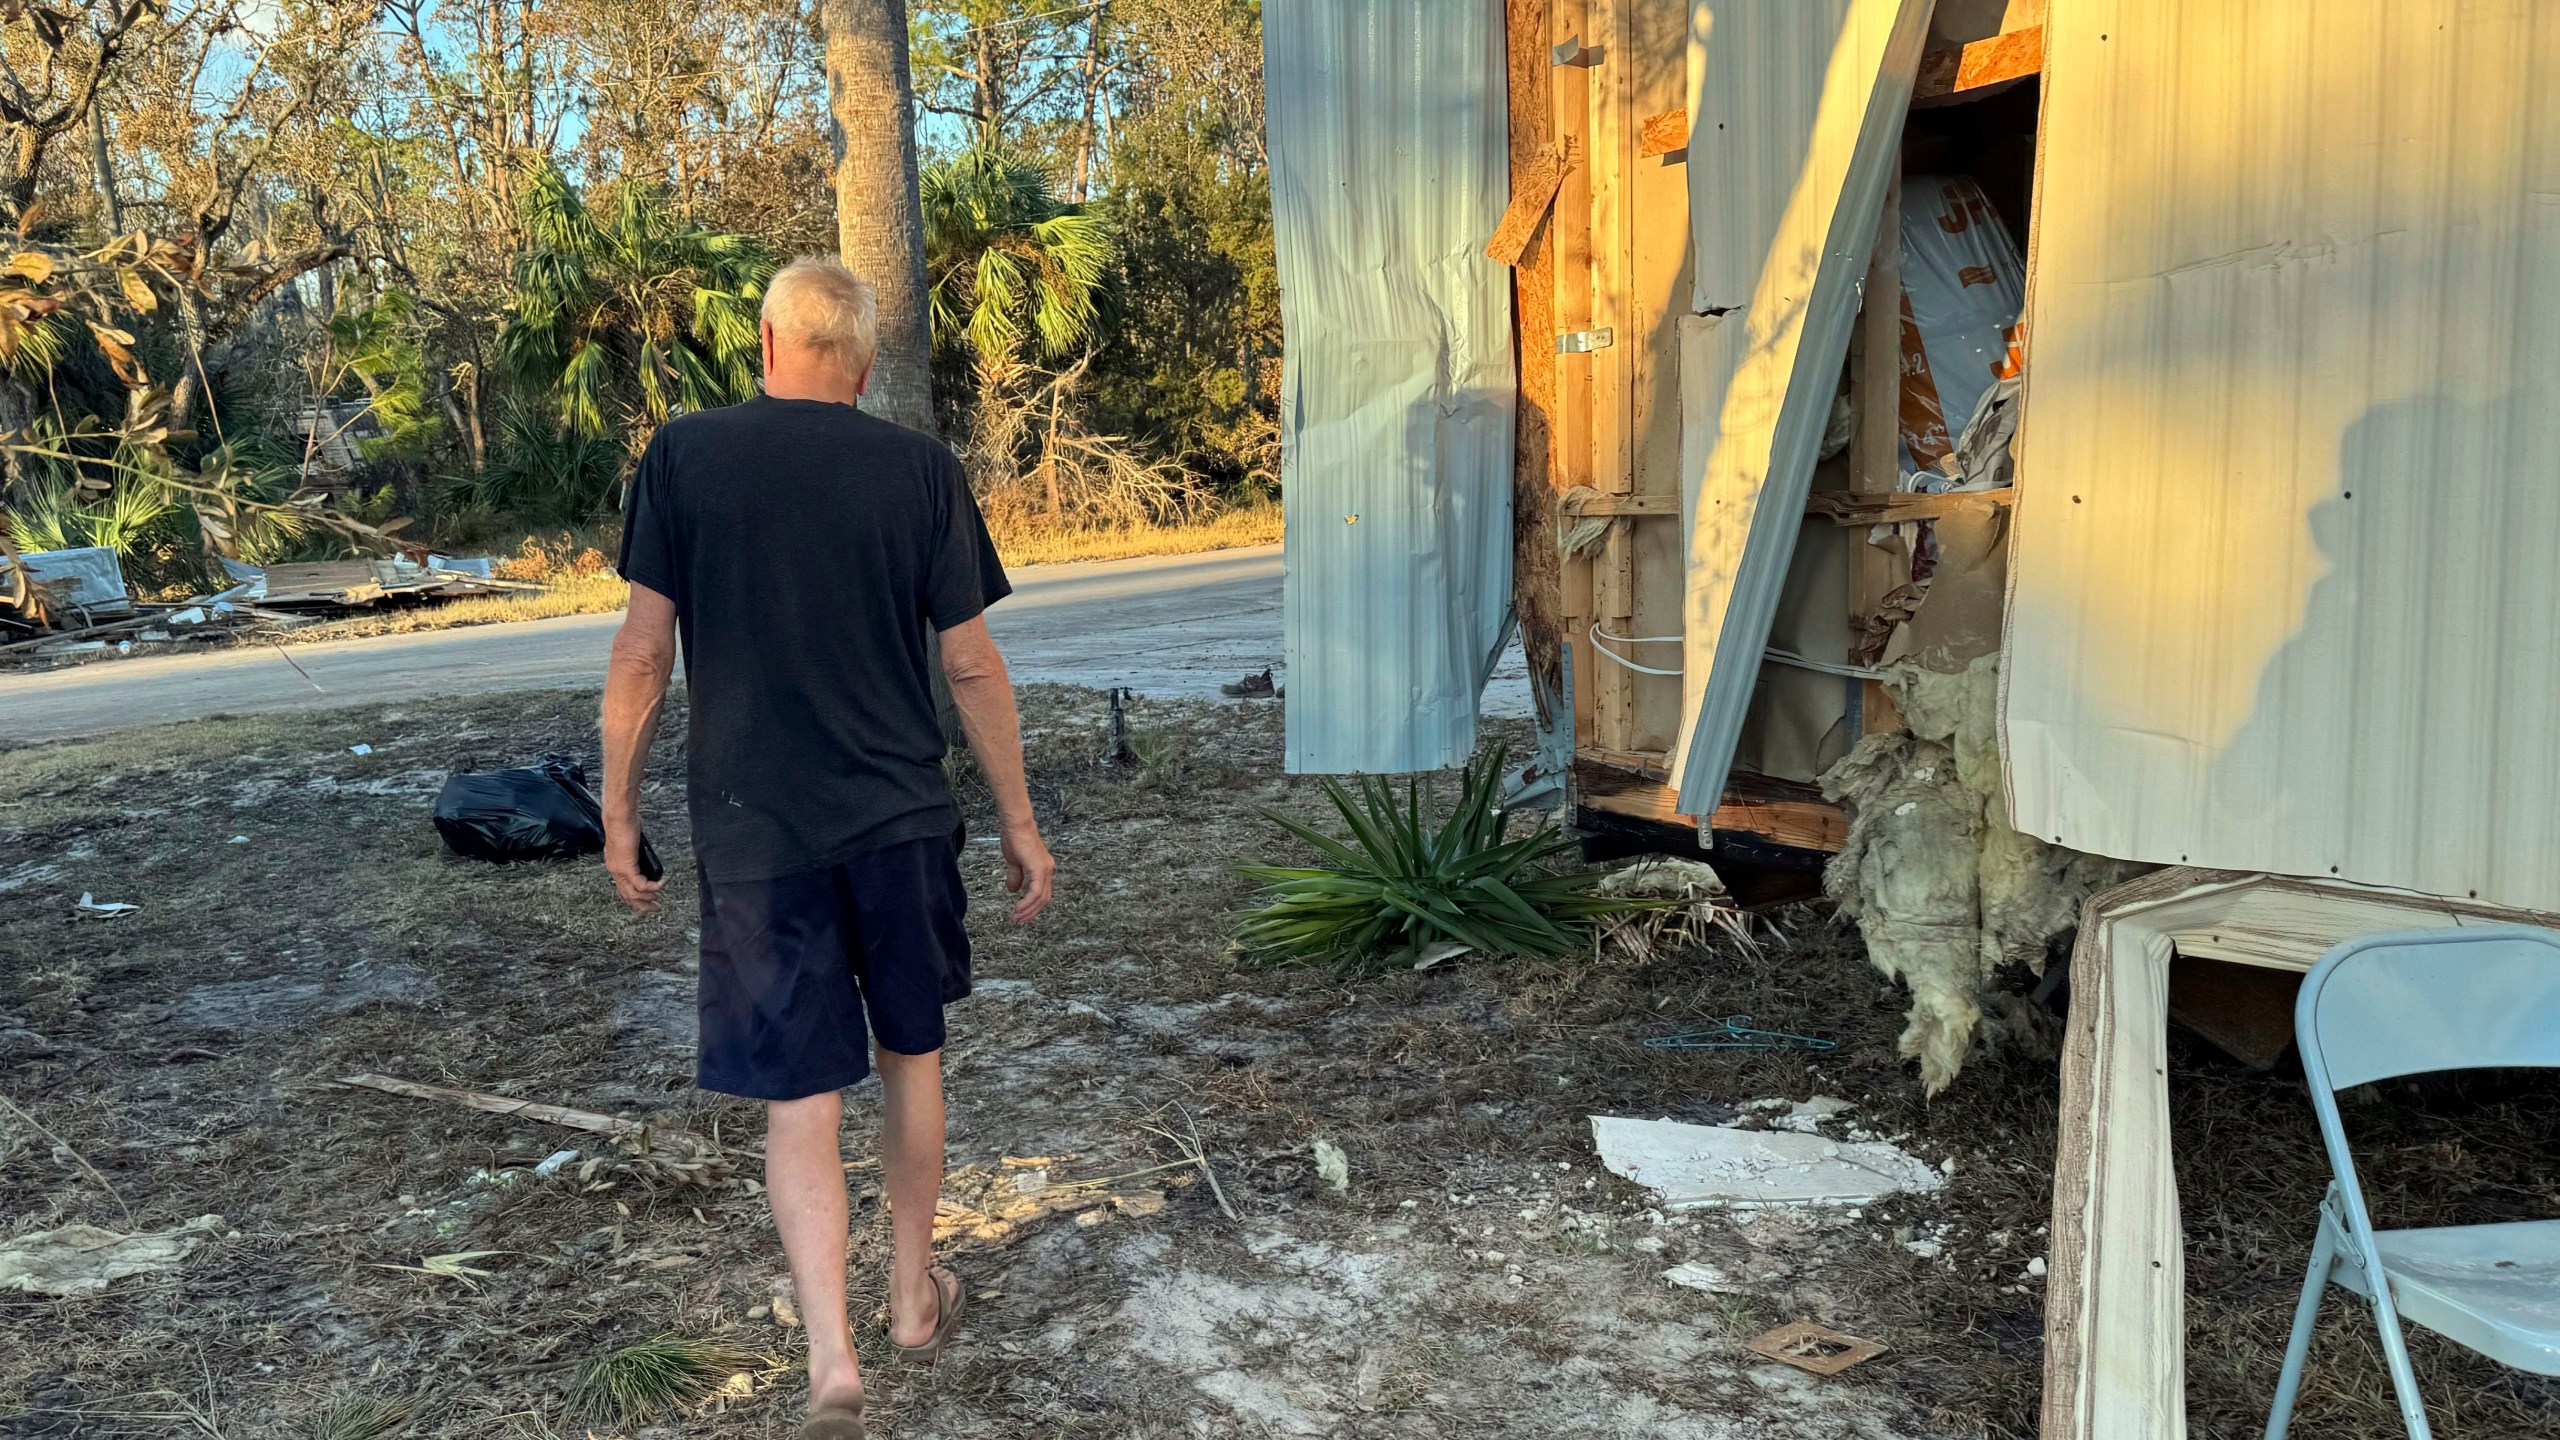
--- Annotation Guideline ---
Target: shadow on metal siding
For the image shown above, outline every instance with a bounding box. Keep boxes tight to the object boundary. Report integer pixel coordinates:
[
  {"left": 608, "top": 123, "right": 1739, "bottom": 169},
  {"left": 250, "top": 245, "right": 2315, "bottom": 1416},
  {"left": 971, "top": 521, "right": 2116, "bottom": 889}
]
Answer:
[
  {"left": 2003, "top": 0, "right": 2560, "bottom": 914},
  {"left": 1266, "top": 0, "right": 1516, "bottom": 775}
]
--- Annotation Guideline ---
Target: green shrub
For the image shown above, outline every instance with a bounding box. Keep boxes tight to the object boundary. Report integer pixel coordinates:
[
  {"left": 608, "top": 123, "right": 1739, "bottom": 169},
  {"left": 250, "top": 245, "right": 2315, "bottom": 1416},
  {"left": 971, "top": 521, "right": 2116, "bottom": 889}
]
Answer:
[{"left": 1236, "top": 749, "right": 1673, "bottom": 970}]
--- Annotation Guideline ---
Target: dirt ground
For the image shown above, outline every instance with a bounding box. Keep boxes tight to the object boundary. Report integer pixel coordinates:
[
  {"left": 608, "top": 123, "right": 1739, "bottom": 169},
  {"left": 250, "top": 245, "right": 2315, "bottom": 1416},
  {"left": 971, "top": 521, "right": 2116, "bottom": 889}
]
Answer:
[{"left": 1, "top": 686, "right": 2554, "bottom": 1439}]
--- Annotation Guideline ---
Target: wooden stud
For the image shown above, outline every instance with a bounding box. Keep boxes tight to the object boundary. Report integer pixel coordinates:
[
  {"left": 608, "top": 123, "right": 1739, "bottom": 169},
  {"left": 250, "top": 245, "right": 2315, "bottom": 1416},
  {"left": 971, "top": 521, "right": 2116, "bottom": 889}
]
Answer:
[
  {"left": 1848, "top": 165, "right": 1908, "bottom": 736},
  {"left": 1806, "top": 487, "right": 2016, "bottom": 525},
  {"left": 1563, "top": 492, "right": 1681, "bottom": 516},
  {"left": 1552, "top": 0, "right": 1598, "bottom": 756}
]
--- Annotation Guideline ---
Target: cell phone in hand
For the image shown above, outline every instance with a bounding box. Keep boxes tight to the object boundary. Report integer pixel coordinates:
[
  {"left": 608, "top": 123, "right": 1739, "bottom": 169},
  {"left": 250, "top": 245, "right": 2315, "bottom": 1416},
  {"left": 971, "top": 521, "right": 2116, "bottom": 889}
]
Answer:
[{"left": 638, "top": 831, "right": 664, "bottom": 882}]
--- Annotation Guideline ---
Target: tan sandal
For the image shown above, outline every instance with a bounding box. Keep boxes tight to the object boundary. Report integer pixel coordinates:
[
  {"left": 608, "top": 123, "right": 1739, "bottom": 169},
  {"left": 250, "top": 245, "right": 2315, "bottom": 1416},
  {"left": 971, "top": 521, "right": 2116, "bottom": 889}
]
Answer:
[
  {"left": 798, "top": 1398, "right": 865, "bottom": 1440},
  {"left": 891, "top": 1265, "right": 966, "bottom": 1366}
]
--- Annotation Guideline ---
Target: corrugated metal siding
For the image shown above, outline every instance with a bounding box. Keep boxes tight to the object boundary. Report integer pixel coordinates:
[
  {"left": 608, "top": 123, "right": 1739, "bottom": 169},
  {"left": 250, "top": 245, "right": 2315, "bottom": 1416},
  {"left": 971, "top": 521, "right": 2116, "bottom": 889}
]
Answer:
[
  {"left": 2004, "top": 0, "right": 2560, "bottom": 912},
  {"left": 1669, "top": 0, "right": 1932, "bottom": 812},
  {"left": 1266, "top": 0, "right": 1516, "bottom": 775}
]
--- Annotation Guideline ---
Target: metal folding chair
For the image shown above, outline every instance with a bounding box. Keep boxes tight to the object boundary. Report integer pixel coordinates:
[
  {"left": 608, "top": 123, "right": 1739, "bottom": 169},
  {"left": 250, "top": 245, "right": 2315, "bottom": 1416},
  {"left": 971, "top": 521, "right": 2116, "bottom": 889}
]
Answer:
[{"left": 2265, "top": 926, "right": 2560, "bottom": 1440}]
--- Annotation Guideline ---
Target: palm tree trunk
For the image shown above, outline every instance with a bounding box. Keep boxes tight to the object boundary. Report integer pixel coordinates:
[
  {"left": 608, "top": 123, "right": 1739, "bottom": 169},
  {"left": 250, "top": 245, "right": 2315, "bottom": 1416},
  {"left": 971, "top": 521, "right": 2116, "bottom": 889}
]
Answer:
[{"left": 823, "top": 0, "right": 936, "bottom": 436}]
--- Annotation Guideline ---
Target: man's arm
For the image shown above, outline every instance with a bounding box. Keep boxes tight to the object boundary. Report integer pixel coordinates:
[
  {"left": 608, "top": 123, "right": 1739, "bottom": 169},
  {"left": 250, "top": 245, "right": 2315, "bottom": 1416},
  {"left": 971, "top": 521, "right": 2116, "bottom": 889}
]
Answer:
[
  {"left": 939, "top": 615, "right": 1054, "bottom": 923},
  {"left": 602, "top": 583, "right": 679, "bottom": 913}
]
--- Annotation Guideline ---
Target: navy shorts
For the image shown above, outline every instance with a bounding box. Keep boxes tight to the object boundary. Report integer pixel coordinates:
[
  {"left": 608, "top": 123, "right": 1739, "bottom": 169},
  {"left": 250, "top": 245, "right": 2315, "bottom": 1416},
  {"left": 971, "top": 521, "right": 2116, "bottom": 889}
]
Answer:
[{"left": 695, "top": 830, "right": 972, "bottom": 1101}]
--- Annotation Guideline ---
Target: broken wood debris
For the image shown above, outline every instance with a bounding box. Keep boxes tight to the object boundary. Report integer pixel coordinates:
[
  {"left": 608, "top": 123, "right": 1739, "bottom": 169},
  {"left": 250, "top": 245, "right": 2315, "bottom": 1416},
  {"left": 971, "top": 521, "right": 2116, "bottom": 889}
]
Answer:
[
  {"left": 1483, "top": 142, "right": 1574, "bottom": 268},
  {"left": 932, "top": 1158, "right": 1182, "bottom": 1248},
  {"left": 333, "top": 1073, "right": 734, "bottom": 1189}
]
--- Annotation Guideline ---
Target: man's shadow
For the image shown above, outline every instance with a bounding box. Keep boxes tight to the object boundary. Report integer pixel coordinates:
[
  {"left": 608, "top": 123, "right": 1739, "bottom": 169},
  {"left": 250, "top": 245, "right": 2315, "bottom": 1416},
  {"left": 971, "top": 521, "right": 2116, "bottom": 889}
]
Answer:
[{"left": 2213, "top": 391, "right": 2550, "bottom": 895}]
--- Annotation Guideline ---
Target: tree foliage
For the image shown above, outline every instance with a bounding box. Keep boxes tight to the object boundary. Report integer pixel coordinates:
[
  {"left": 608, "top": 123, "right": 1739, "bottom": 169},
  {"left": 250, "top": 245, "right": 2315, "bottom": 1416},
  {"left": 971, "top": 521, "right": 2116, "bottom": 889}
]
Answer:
[
  {"left": 496, "top": 169, "right": 773, "bottom": 446},
  {"left": 0, "top": 0, "right": 1285, "bottom": 561}
]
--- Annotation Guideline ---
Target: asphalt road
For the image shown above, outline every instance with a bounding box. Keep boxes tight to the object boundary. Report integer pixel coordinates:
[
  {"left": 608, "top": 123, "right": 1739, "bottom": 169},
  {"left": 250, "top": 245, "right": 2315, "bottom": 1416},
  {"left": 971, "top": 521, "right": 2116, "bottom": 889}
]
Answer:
[{"left": 0, "top": 545, "right": 1290, "bottom": 746}]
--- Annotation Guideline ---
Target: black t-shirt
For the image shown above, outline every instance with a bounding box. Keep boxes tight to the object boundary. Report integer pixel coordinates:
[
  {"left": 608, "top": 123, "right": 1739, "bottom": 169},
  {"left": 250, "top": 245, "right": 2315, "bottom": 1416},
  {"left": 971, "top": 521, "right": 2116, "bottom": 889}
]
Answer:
[{"left": 617, "top": 395, "right": 1010, "bottom": 883}]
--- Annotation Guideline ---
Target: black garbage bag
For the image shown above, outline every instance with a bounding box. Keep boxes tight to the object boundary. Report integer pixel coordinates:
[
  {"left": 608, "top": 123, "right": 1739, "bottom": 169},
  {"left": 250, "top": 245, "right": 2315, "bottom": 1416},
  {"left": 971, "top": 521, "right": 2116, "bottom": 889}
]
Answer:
[{"left": 433, "top": 752, "right": 660, "bottom": 877}]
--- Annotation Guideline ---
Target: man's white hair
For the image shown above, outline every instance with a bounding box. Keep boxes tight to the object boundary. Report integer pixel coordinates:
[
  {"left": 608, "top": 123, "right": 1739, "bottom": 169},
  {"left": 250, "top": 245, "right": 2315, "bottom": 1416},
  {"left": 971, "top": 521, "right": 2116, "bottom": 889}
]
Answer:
[{"left": 761, "top": 257, "right": 880, "bottom": 381}]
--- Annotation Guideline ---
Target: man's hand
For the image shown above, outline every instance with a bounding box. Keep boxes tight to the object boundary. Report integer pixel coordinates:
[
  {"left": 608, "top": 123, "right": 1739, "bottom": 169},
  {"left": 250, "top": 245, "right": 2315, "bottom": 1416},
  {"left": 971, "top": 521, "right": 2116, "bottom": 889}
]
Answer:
[
  {"left": 602, "top": 585, "right": 678, "bottom": 917},
  {"left": 605, "top": 831, "right": 664, "bottom": 914},
  {"left": 1001, "top": 820, "right": 1055, "bottom": 923}
]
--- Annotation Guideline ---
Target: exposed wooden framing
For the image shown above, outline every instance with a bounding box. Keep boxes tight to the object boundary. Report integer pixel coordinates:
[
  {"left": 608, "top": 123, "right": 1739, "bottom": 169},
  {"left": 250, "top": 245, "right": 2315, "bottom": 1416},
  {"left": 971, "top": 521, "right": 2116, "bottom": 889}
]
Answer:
[
  {"left": 1806, "top": 487, "right": 2016, "bottom": 525},
  {"left": 2045, "top": 869, "right": 2558, "bottom": 1440},
  {"left": 1847, "top": 165, "right": 1907, "bottom": 736},
  {"left": 1564, "top": 492, "right": 1680, "bottom": 517},
  {"left": 1552, "top": 0, "right": 1599, "bottom": 756},
  {"left": 1507, "top": 0, "right": 1570, "bottom": 727},
  {"left": 1574, "top": 758, "right": 1848, "bottom": 853},
  {"left": 1912, "top": 24, "right": 2043, "bottom": 104},
  {"left": 1587, "top": 0, "right": 1636, "bottom": 756}
]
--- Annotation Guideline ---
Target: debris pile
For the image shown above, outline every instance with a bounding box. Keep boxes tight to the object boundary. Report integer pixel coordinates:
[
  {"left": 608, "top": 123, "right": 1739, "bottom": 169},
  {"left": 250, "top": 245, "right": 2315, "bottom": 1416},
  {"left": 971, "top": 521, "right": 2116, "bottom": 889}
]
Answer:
[{"left": 0, "top": 549, "right": 518, "bottom": 661}]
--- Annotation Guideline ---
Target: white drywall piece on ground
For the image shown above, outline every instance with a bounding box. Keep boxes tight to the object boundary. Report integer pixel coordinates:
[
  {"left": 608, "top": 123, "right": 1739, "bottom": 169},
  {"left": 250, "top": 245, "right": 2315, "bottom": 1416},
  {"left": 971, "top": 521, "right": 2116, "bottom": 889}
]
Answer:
[
  {"left": 0, "top": 1215, "right": 223, "bottom": 1296},
  {"left": 1591, "top": 1115, "right": 1941, "bottom": 1210}
]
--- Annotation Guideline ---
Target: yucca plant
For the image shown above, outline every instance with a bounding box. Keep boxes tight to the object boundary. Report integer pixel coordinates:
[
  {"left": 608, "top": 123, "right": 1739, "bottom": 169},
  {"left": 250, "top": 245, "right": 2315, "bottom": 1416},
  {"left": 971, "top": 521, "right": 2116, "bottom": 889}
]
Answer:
[{"left": 1236, "top": 748, "right": 1677, "bottom": 970}]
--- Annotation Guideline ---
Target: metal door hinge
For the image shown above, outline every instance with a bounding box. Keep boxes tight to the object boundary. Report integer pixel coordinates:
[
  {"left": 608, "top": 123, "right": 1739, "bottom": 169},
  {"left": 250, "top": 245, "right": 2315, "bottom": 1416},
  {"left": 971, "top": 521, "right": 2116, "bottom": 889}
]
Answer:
[{"left": 1555, "top": 327, "right": 1614, "bottom": 355}]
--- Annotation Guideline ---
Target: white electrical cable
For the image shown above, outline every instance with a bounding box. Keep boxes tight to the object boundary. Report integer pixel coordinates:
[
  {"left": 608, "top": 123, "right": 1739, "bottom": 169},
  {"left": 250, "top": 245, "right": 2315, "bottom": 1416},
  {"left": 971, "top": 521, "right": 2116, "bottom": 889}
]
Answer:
[
  {"left": 1764, "top": 648, "right": 1891, "bottom": 682},
  {"left": 1586, "top": 626, "right": 1889, "bottom": 683},
  {"left": 1586, "top": 625, "right": 1684, "bottom": 676}
]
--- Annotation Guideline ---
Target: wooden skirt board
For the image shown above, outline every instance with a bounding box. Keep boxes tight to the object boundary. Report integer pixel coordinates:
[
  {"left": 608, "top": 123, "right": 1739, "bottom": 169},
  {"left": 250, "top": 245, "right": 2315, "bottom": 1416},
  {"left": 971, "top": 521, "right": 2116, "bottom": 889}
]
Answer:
[{"left": 2042, "top": 868, "right": 2559, "bottom": 1440}]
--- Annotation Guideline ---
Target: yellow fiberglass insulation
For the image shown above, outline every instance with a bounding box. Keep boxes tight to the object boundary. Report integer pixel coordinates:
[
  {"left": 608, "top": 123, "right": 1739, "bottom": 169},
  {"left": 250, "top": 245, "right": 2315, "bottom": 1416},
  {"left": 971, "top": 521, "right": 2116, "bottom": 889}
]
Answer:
[{"left": 1820, "top": 654, "right": 2142, "bottom": 1094}]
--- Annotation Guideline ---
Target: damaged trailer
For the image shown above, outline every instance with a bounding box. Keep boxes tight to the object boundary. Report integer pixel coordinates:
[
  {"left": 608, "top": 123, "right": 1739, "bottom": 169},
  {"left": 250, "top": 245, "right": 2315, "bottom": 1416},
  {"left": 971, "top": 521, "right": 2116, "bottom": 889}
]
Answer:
[{"left": 1269, "top": 0, "right": 2560, "bottom": 1434}]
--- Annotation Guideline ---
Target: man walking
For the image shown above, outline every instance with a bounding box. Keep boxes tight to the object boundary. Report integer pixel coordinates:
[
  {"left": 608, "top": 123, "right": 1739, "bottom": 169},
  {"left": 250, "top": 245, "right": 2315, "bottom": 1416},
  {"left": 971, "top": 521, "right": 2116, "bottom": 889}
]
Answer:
[{"left": 599, "top": 257, "right": 1054, "bottom": 1440}]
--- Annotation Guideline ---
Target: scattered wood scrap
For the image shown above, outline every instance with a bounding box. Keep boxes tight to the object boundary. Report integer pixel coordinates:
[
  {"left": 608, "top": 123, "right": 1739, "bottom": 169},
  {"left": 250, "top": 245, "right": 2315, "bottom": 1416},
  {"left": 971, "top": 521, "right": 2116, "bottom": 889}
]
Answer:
[
  {"left": 932, "top": 1158, "right": 1181, "bottom": 1248},
  {"left": 333, "top": 1073, "right": 732, "bottom": 1189}
]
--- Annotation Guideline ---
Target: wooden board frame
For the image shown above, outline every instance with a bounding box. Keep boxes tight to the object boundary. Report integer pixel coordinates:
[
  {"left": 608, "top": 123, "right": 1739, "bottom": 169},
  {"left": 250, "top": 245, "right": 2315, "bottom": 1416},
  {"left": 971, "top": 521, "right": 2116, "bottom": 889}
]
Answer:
[{"left": 2044, "top": 868, "right": 2558, "bottom": 1440}]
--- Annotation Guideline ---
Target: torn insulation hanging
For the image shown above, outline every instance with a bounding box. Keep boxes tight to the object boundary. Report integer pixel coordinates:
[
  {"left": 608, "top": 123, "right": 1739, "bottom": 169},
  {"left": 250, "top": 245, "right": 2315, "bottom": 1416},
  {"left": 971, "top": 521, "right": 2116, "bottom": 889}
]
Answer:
[{"left": 1819, "top": 655, "right": 2143, "bottom": 1094}]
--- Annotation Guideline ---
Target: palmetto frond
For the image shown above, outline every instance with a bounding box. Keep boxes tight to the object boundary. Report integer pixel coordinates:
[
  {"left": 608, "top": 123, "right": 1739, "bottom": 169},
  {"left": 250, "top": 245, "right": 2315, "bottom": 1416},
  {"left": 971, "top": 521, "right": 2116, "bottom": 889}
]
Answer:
[
  {"left": 921, "top": 145, "right": 1113, "bottom": 365},
  {"left": 497, "top": 167, "right": 773, "bottom": 453}
]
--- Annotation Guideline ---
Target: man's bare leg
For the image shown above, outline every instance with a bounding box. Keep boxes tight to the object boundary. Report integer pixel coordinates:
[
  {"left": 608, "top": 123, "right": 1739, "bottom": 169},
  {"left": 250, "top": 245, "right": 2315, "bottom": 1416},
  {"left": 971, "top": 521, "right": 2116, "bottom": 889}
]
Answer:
[
  {"left": 875, "top": 1046, "right": 947, "bottom": 1347},
  {"left": 767, "top": 1091, "right": 864, "bottom": 1411}
]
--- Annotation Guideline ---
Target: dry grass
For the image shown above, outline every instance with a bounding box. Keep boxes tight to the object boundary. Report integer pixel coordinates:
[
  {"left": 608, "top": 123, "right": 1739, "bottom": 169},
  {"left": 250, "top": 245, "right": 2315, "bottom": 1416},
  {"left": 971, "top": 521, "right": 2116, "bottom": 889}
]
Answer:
[
  {"left": 982, "top": 500, "right": 1281, "bottom": 567},
  {"left": 2, "top": 687, "right": 2552, "bottom": 1439},
  {"left": 289, "top": 507, "right": 1281, "bottom": 643}
]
